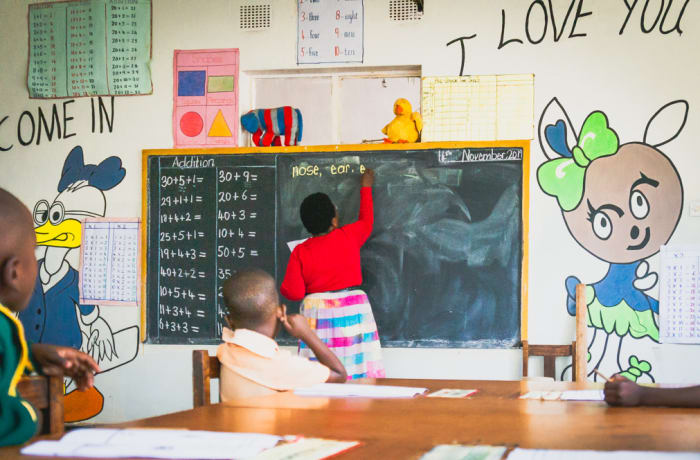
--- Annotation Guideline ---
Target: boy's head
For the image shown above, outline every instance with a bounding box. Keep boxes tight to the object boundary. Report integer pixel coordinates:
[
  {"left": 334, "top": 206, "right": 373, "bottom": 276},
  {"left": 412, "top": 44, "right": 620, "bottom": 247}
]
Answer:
[
  {"left": 0, "top": 188, "right": 38, "bottom": 312},
  {"left": 300, "top": 192, "right": 338, "bottom": 236},
  {"left": 222, "top": 268, "right": 283, "bottom": 335}
]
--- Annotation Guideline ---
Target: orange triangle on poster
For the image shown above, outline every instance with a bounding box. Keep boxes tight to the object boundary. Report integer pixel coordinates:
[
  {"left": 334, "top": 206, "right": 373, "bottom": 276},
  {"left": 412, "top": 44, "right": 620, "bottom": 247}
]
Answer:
[{"left": 208, "top": 109, "right": 233, "bottom": 137}]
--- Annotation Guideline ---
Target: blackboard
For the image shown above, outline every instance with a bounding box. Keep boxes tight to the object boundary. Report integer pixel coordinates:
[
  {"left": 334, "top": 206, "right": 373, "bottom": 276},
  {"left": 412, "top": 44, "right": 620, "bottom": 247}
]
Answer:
[{"left": 143, "top": 142, "right": 528, "bottom": 347}]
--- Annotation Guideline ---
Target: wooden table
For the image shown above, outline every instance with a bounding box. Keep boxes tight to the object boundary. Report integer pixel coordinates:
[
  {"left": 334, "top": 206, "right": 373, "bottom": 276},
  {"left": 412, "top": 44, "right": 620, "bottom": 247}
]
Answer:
[{"left": 3, "top": 379, "right": 699, "bottom": 459}]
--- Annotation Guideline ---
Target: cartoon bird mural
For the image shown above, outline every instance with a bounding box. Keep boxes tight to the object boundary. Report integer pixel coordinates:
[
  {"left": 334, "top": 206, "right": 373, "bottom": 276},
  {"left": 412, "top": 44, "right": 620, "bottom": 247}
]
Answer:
[
  {"left": 382, "top": 98, "right": 422, "bottom": 143},
  {"left": 20, "top": 146, "right": 139, "bottom": 422}
]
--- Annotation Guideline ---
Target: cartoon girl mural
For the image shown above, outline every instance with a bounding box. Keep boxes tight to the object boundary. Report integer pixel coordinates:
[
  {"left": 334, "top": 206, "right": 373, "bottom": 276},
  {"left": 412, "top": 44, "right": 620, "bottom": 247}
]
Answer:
[
  {"left": 19, "top": 146, "right": 139, "bottom": 421},
  {"left": 537, "top": 98, "right": 688, "bottom": 382}
]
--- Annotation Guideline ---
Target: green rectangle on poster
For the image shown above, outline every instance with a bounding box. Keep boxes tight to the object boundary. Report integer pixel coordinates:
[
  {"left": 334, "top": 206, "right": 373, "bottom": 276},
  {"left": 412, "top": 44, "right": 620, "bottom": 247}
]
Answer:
[{"left": 208, "top": 76, "right": 234, "bottom": 93}]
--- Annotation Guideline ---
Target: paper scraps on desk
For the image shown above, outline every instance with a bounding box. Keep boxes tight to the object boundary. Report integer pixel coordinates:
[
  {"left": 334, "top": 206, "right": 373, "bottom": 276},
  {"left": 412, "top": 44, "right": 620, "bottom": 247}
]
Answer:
[
  {"left": 420, "top": 444, "right": 507, "bottom": 460},
  {"left": 255, "top": 438, "right": 360, "bottom": 460},
  {"left": 20, "top": 428, "right": 280, "bottom": 459},
  {"left": 519, "top": 390, "right": 604, "bottom": 401},
  {"left": 426, "top": 388, "right": 478, "bottom": 398},
  {"left": 294, "top": 383, "right": 427, "bottom": 398},
  {"left": 287, "top": 238, "right": 308, "bottom": 252},
  {"left": 507, "top": 448, "right": 700, "bottom": 460}
]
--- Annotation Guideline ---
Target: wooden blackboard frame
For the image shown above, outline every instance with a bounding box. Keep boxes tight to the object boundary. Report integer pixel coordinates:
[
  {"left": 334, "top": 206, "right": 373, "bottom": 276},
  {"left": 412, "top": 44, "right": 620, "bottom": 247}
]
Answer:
[{"left": 141, "top": 141, "right": 531, "bottom": 345}]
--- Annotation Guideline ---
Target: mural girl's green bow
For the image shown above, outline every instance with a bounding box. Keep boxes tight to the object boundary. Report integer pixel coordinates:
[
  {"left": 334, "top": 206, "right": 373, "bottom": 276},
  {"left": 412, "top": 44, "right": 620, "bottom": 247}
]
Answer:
[{"left": 538, "top": 112, "right": 620, "bottom": 211}]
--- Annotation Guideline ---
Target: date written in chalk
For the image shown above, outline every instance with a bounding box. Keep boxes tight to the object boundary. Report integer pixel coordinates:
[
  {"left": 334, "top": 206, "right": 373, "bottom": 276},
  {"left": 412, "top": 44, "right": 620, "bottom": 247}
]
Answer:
[
  {"left": 439, "top": 148, "right": 522, "bottom": 163},
  {"left": 292, "top": 163, "right": 366, "bottom": 178}
]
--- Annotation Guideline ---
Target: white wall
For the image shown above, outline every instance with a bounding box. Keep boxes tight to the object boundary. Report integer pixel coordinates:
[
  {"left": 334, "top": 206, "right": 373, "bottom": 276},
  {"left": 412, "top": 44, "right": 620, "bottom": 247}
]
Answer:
[{"left": 1, "top": 0, "right": 699, "bottom": 423}]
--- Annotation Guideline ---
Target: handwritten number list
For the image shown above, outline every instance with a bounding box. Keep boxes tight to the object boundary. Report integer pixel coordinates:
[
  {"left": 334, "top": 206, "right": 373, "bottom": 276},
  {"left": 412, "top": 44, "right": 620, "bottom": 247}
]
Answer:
[
  {"left": 156, "top": 158, "right": 276, "bottom": 342},
  {"left": 81, "top": 220, "right": 140, "bottom": 306},
  {"left": 297, "top": 0, "right": 363, "bottom": 64},
  {"left": 28, "top": 0, "right": 152, "bottom": 98},
  {"left": 660, "top": 246, "right": 700, "bottom": 344}
]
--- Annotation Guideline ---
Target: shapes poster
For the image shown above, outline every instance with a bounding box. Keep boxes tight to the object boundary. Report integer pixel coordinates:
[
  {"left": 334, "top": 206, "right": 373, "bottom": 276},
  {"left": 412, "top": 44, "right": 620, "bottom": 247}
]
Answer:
[
  {"left": 173, "top": 49, "right": 239, "bottom": 148},
  {"left": 28, "top": 0, "right": 152, "bottom": 98}
]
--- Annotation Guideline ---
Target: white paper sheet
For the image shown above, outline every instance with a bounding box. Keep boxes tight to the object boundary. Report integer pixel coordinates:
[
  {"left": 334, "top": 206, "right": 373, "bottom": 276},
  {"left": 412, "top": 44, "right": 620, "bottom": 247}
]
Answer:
[
  {"left": 508, "top": 448, "right": 700, "bottom": 460},
  {"left": 660, "top": 245, "right": 700, "bottom": 344},
  {"left": 287, "top": 238, "right": 308, "bottom": 252},
  {"left": 559, "top": 390, "right": 604, "bottom": 401},
  {"left": 420, "top": 445, "right": 507, "bottom": 460},
  {"left": 255, "top": 438, "right": 360, "bottom": 459},
  {"left": 294, "top": 383, "right": 427, "bottom": 398},
  {"left": 21, "top": 428, "right": 281, "bottom": 459}
]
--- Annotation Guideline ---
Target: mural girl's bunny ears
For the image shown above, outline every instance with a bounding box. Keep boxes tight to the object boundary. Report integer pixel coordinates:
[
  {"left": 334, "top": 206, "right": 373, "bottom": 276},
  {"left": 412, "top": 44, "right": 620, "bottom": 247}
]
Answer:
[
  {"left": 537, "top": 99, "right": 619, "bottom": 211},
  {"left": 537, "top": 98, "right": 689, "bottom": 212}
]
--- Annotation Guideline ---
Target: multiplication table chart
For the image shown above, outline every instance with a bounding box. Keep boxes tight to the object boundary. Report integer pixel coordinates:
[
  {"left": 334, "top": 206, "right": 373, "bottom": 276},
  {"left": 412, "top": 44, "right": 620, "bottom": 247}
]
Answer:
[
  {"left": 659, "top": 245, "right": 700, "bottom": 344},
  {"left": 80, "top": 219, "right": 141, "bottom": 306}
]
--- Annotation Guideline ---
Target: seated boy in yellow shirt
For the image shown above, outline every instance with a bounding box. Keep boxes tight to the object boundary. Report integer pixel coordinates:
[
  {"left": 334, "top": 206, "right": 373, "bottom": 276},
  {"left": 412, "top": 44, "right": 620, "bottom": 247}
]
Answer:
[
  {"left": 217, "top": 269, "right": 346, "bottom": 400},
  {"left": 0, "top": 188, "right": 100, "bottom": 446}
]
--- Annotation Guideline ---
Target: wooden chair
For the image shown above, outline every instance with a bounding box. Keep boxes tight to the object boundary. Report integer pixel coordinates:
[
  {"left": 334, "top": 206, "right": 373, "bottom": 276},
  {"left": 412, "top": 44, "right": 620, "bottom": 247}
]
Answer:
[
  {"left": 17, "top": 374, "right": 64, "bottom": 436},
  {"left": 192, "top": 350, "right": 220, "bottom": 408},
  {"left": 522, "top": 340, "right": 577, "bottom": 381},
  {"left": 523, "top": 284, "right": 588, "bottom": 382}
]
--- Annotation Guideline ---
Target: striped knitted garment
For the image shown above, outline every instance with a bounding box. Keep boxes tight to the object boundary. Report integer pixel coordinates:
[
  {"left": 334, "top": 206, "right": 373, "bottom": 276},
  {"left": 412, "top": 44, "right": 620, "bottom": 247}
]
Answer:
[{"left": 298, "top": 290, "right": 385, "bottom": 380}]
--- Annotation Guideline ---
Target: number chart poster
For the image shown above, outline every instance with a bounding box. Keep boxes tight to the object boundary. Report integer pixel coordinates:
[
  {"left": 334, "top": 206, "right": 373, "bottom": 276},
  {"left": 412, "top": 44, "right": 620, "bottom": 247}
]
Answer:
[
  {"left": 297, "top": 0, "right": 363, "bottom": 64},
  {"left": 28, "top": 0, "right": 152, "bottom": 98},
  {"left": 173, "top": 49, "right": 239, "bottom": 148}
]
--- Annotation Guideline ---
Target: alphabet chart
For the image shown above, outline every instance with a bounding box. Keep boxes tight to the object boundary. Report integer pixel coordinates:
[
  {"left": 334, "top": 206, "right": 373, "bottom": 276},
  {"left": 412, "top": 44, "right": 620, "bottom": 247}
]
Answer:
[
  {"left": 80, "top": 218, "right": 141, "bottom": 306},
  {"left": 297, "top": 0, "right": 363, "bottom": 64},
  {"left": 659, "top": 245, "right": 700, "bottom": 344}
]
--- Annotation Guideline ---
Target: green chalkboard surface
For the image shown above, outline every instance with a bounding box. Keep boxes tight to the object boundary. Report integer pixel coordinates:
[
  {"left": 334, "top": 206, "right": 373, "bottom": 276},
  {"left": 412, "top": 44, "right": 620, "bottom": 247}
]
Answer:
[{"left": 144, "top": 142, "right": 528, "bottom": 347}]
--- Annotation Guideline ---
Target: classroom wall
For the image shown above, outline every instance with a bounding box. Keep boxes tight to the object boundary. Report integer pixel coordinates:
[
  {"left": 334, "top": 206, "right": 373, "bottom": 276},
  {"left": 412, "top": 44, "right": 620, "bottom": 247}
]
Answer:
[{"left": 1, "top": 0, "right": 699, "bottom": 423}]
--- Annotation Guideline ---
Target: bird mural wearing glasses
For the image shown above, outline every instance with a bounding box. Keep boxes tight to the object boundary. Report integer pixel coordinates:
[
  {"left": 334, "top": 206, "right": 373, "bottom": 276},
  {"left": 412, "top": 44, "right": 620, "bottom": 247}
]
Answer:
[{"left": 19, "top": 146, "right": 138, "bottom": 421}]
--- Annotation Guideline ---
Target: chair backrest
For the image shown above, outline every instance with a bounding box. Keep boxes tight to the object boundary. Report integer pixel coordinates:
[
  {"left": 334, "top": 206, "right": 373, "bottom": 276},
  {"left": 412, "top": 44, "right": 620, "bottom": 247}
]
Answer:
[
  {"left": 17, "top": 374, "right": 64, "bottom": 436},
  {"left": 193, "top": 350, "right": 220, "bottom": 408},
  {"left": 522, "top": 341, "right": 577, "bottom": 381},
  {"left": 522, "top": 284, "right": 588, "bottom": 382}
]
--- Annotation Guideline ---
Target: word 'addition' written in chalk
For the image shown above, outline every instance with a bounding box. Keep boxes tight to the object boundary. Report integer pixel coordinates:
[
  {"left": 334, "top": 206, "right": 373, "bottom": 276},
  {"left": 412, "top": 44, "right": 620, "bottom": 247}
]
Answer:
[{"left": 292, "top": 163, "right": 366, "bottom": 178}]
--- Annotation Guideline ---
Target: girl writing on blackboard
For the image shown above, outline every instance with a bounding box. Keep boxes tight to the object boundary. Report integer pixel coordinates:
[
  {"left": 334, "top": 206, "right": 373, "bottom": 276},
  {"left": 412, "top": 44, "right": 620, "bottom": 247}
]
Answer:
[{"left": 280, "top": 169, "right": 385, "bottom": 379}]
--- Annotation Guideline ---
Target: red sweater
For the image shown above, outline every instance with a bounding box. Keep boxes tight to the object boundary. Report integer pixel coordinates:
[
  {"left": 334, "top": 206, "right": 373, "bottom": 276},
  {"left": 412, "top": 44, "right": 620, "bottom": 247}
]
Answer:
[{"left": 280, "top": 187, "right": 373, "bottom": 301}]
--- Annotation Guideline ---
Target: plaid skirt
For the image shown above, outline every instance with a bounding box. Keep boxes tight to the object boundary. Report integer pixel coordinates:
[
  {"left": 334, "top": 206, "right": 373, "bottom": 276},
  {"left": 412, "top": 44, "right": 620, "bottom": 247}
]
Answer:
[{"left": 299, "top": 289, "right": 386, "bottom": 380}]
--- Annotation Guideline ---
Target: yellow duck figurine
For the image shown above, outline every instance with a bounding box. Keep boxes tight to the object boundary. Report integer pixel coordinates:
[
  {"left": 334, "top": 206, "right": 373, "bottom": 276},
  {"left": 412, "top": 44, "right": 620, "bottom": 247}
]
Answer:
[{"left": 382, "top": 98, "right": 423, "bottom": 143}]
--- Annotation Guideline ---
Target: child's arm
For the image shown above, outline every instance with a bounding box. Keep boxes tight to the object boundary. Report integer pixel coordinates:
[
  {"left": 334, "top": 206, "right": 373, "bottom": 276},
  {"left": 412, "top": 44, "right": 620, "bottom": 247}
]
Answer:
[
  {"left": 604, "top": 376, "right": 700, "bottom": 407},
  {"left": 282, "top": 314, "right": 347, "bottom": 383},
  {"left": 342, "top": 169, "right": 374, "bottom": 246},
  {"left": 31, "top": 343, "right": 100, "bottom": 391},
  {"left": 280, "top": 251, "right": 305, "bottom": 301}
]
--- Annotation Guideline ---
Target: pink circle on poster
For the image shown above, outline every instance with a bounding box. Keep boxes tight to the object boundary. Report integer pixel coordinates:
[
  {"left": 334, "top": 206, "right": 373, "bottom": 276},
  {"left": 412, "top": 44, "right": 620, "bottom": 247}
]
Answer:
[{"left": 180, "top": 111, "right": 204, "bottom": 137}]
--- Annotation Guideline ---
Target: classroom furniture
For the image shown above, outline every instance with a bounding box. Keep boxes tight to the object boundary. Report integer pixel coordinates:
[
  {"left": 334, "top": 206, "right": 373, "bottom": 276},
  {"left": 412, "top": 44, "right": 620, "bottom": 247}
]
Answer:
[
  {"left": 143, "top": 141, "right": 529, "bottom": 348},
  {"left": 192, "top": 350, "right": 220, "bottom": 407},
  {"left": 575, "top": 283, "right": 588, "bottom": 381},
  {"left": 16, "top": 374, "right": 64, "bottom": 436},
  {"left": 5, "top": 379, "right": 699, "bottom": 459},
  {"left": 521, "top": 340, "right": 577, "bottom": 381}
]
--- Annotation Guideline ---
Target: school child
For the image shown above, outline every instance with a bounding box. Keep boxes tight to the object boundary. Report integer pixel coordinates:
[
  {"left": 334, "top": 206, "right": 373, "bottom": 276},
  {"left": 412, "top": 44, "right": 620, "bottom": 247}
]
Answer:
[
  {"left": 0, "top": 188, "right": 100, "bottom": 446},
  {"left": 280, "top": 169, "right": 385, "bottom": 380},
  {"left": 216, "top": 269, "right": 346, "bottom": 401},
  {"left": 604, "top": 375, "right": 700, "bottom": 407}
]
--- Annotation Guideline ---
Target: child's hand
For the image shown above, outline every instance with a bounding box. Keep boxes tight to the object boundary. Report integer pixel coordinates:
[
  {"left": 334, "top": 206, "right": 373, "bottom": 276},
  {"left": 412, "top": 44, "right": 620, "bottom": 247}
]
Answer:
[
  {"left": 604, "top": 374, "right": 644, "bottom": 406},
  {"left": 361, "top": 168, "right": 375, "bottom": 187},
  {"left": 31, "top": 344, "right": 101, "bottom": 391},
  {"left": 281, "top": 313, "right": 313, "bottom": 340}
]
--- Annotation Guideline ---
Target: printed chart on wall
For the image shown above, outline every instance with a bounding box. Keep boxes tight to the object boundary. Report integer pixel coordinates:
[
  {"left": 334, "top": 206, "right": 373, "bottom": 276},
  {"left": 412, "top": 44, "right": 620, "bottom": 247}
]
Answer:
[
  {"left": 28, "top": 0, "right": 152, "bottom": 98},
  {"left": 80, "top": 218, "right": 141, "bottom": 306},
  {"left": 297, "top": 0, "right": 363, "bottom": 64},
  {"left": 659, "top": 245, "right": 700, "bottom": 344},
  {"left": 421, "top": 75, "right": 534, "bottom": 141},
  {"left": 174, "top": 49, "right": 239, "bottom": 148}
]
